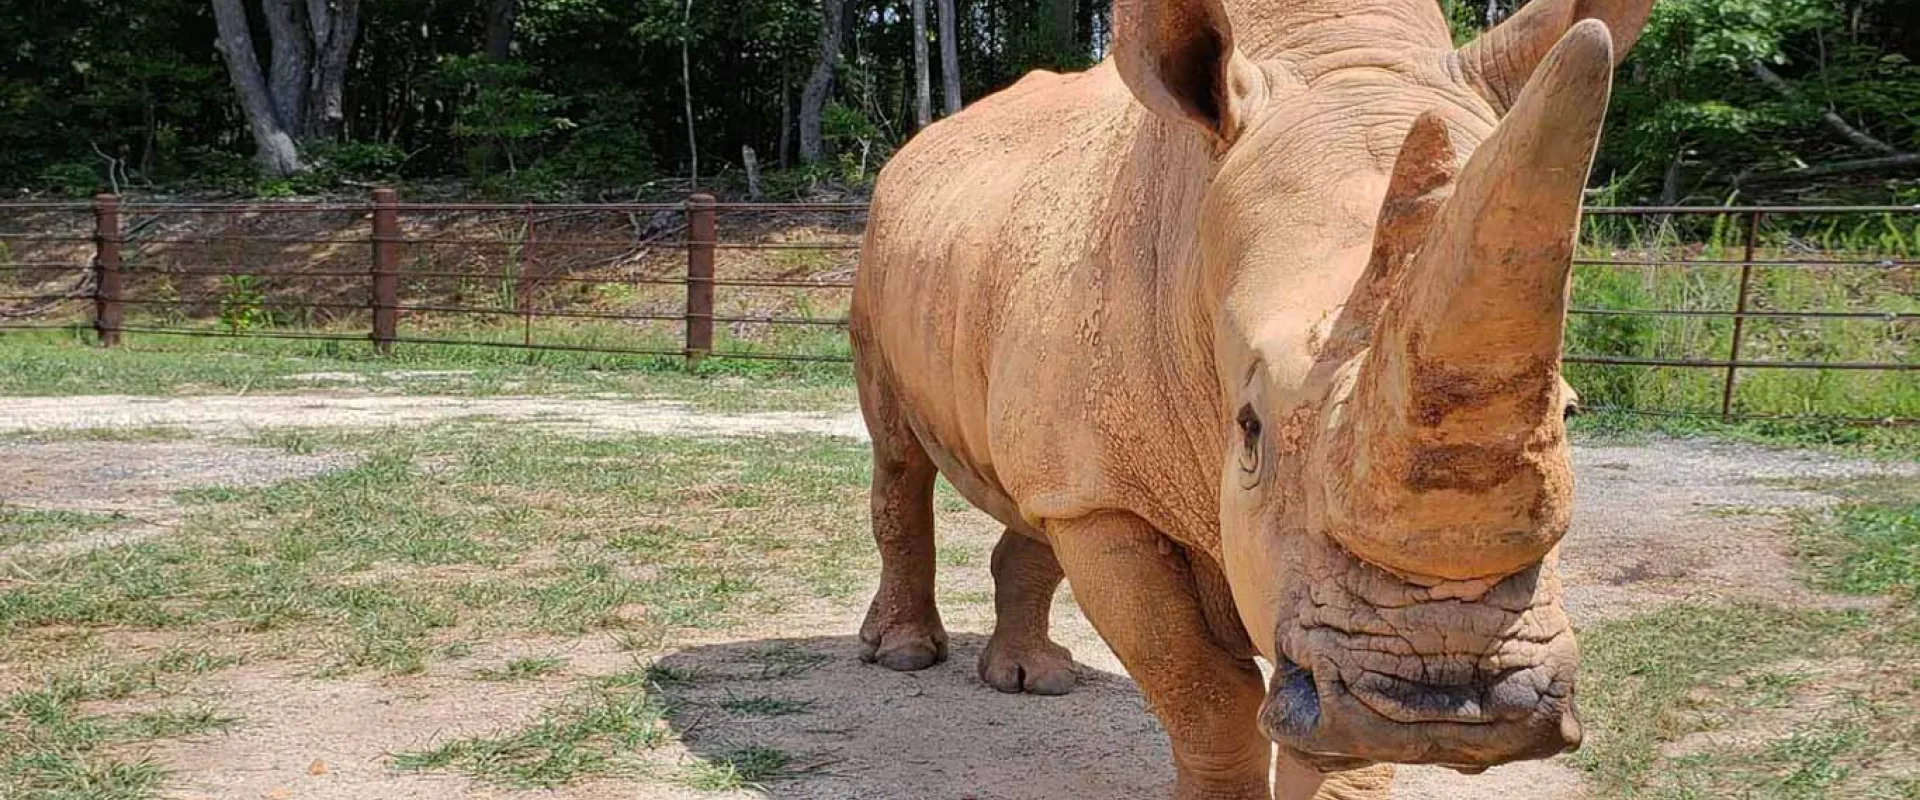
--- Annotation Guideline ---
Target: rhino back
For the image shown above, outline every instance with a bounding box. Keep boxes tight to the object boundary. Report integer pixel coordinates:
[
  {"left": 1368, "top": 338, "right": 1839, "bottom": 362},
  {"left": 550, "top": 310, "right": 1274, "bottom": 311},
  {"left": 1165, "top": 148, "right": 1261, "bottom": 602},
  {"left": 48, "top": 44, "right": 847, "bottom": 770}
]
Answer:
[{"left": 853, "top": 61, "right": 1227, "bottom": 549}]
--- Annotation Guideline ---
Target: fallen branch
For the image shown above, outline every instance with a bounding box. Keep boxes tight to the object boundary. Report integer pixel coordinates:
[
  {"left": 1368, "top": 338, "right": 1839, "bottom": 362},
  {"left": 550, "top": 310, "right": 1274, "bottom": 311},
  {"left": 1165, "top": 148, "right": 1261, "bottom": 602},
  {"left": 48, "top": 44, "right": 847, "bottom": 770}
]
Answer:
[
  {"left": 1749, "top": 62, "right": 1901, "bottom": 156},
  {"left": 1736, "top": 153, "right": 1920, "bottom": 188}
]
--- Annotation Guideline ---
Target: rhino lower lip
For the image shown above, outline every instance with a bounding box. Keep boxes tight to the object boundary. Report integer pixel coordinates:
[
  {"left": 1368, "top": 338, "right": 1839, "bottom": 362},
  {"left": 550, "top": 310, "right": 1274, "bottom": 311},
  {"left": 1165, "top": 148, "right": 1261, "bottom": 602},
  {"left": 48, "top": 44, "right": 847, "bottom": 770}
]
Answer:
[{"left": 1261, "top": 654, "right": 1321, "bottom": 740}]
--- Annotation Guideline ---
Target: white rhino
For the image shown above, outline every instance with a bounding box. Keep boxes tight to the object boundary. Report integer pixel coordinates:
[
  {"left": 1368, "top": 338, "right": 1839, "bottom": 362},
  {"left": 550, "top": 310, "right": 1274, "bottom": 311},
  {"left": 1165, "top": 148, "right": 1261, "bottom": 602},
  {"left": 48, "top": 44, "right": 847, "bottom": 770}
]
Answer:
[{"left": 848, "top": 0, "right": 1652, "bottom": 796}]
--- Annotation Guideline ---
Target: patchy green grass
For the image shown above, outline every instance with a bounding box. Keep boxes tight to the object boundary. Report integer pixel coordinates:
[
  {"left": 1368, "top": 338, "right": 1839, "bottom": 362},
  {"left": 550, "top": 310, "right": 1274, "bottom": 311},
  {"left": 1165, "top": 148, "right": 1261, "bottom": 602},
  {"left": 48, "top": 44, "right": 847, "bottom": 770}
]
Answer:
[
  {"left": 0, "top": 650, "right": 241, "bottom": 800},
  {"left": 1568, "top": 409, "right": 1920, "bottom": 456},
  {"left": 473, "top": 656, "right": 567, "bottom": 682},
  {"left": 0, "top": 428, "right": 871, "bottom": 672},
  {"left": 0, "top": 328, "right": 854, "bottom": 413},
  {"left": 1573, "top": 475, "right": 1920, "bottom": 799},
  {"left": 390, "top": 671, "right": 672, "bottom": 788},
  {"left": 1, "top": 422, "right": 877, "bottom": 796},
  {"left": 1793, "top": 486, "right": 1919, "bottom": 597},
  {"left": 0, "top": 508, "right": 128, "bottom": 550},
  {"left": 676, "top": 745, "right": 797, "bottom": 791}
]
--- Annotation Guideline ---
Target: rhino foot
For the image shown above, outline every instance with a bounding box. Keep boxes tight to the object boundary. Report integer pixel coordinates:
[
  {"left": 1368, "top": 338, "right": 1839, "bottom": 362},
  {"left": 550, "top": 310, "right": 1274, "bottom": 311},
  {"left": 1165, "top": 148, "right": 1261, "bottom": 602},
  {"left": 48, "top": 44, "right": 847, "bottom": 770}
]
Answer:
[
  {"left": 859, "top": 625, "right": 948, "bottom": 671},
  {"left": 978, "top": 636, "right": 1077, "bottom": 695}
]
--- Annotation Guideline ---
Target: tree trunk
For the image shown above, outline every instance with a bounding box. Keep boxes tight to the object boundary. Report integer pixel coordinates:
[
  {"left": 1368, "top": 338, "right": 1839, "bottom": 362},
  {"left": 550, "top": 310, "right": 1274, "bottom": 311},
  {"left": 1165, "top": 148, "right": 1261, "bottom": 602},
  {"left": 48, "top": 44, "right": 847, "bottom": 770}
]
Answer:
[
  {"left": 912, "top": 0, "right": 931, "bottom": 130},
  {"left": 305, "top": 0, "right": 361, "bottom": 141},
  {"left": 799, "top": 0, "right": 845, "bottom": 164},
  {"left": 485, "top": 0, "right": 520, "bottom": 62},
  {"left": 1050, "top": 0, "right": 1075, "bottom": 64},
  {"left": 1659, "top": 148, "right": 1686, "bottom": 206},
  {"left": 743, "top": 146, "right": 762, "bottom": 199},
  {"left": 938, "top": 0, "right": 961, "bottom": 116},
  {"left": 262, "top": 0, "right": 312, "bottom": 134},
  {"left": 682, "top": 0, "right": 699, "bottom": 186},
  {"left": 778, "top": 65, "right": 792, "bottom": 168},
  {"left": 211, "top": 0, "right": 306, "bottom": 176}
]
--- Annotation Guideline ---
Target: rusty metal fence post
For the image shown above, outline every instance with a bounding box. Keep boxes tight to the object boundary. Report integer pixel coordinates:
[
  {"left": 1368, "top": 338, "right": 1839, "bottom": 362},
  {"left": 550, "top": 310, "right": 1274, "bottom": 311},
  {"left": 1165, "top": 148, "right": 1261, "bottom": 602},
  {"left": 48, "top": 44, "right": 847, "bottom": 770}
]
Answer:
[
  {"left": 1720, "top": 210, "right": 1763, "bottom": 419},
  {"left": 685, "top": 193, "right": 717, "bottom": 364},
  {"left": 91, "top": 194, "right": 122, "bottom": 346},
  {"left": 371, "top": 187, "right": 400, "bottom": 354}
]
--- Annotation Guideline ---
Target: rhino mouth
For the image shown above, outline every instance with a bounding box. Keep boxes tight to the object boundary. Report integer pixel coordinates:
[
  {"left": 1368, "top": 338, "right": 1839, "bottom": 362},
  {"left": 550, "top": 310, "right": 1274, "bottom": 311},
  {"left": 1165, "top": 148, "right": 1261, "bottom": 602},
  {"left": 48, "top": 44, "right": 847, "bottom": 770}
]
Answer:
[{"left": 1258, "top": 536, "right": 1581, "bottom": 770}]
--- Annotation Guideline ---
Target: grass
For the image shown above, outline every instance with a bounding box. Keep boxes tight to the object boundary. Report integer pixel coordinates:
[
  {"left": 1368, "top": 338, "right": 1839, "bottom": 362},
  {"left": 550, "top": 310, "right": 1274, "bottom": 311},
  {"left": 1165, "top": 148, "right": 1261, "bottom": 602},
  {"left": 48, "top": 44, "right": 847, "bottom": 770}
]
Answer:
[
  {"left": 0, "top": 650, "right": 242, "bottom": 800},
  {"left": 0, "top": 508, "right": 128, "bottom": 549},
  {"left": 1572, "top": 475, "right": 1920, "bottom": 799},
  {"left": 1792, "top": 487, "right": 1919, "bottom": 597},
  {"left": 393, "top": 662, "right": 807, "bottom": 790},
  {"left": 391, "top": 670, "right": 673, "bottom": 788},
  {"left": 1567, "top": 212, "right": 1916, "bottom": 425},
  {"left": 473, "top": 656, "right": 567, "bottom": 682},
  {"left": 0, "top": 427, "right": 872, "bottom": 660},
  {"left": 676, "top": 745, "right": 796, "bottom": 791},
  {"left": 1568, "top": 408, "right": 1920, "bottom": 455},
  {"left": 1, "top": 423, "right": 876, "bottom": 795},
  {"left": 0, "top": 326, "right": 854, "bottom": 413}
]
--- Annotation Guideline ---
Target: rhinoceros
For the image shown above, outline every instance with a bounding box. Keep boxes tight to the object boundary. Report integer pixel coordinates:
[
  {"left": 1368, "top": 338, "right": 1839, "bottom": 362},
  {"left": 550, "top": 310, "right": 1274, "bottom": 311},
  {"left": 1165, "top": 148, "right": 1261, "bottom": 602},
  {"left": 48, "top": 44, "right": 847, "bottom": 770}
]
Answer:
[{"left": 848, "top": 0, "right": 1651, "bottom": 796}]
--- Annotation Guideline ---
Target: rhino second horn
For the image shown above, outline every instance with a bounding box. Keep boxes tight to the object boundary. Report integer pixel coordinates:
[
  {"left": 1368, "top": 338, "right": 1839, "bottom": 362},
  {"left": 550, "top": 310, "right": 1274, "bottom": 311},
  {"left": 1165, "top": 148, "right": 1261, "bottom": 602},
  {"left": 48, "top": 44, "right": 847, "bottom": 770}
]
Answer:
[{"left": 1455, "top": 0, "right": 1653, "bottom": 112}]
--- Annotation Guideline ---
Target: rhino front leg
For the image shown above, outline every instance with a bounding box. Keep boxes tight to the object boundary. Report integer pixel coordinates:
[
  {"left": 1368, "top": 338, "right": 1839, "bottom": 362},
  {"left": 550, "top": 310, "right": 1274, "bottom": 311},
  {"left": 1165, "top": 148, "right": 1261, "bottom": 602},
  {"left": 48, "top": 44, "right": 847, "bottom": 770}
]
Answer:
[
  {"left": 1049, "top": 513, "right": 1272, "bottom": 800},
  {"left": 978, "top": 529, "right": 1077, "bottom": 695}
]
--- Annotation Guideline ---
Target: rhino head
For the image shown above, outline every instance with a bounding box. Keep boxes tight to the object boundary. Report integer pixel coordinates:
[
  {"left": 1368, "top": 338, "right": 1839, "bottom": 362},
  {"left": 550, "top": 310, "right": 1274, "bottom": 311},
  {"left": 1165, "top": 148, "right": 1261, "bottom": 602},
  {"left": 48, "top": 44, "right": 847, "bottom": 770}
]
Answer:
[{"left": 1112, "top": 0, "right": 1653, "bottom": 773}]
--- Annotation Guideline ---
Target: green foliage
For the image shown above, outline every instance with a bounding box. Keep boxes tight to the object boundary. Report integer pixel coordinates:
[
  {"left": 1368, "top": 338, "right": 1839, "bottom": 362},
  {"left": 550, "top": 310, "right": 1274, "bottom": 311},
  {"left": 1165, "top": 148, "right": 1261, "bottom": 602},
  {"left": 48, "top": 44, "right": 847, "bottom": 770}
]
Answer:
[
  {"left": 306, "top": 141, "right": 410, "bottom": 183},
  {"left": 31, "top": 162, "right": 105, "bottom": 197},
  {"left": 0, "top": 0, "right": 1915, "bottom": 200},
  {"left": 1598, "top": 0, "right": 1919, "bottom": 199},
  {"left": 216, "top": 275, "right": 269, "bottom": 333}
]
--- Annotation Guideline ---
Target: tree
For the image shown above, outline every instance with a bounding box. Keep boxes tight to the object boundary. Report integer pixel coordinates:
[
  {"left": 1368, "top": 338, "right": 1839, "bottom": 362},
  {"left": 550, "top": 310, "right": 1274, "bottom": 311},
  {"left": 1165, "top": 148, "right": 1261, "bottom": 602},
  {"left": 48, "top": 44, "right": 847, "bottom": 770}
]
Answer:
[
  {"left": 208, "top": 0, "right": 362, "bottom": 175},
  {"left": 938, "top": 0, "right": 960, "bottom": 115},
  {"left": 799, "top": 0, "right": 845, "bottom": 163},
  {"left": 210, "top": 0, "right": 304, "bottom": 175},
  {"left": 485, "top": 0, "right": 520, "bottom": 63},
  {"left": 912, "top": 0, "right": 931, "bottom": 129}
]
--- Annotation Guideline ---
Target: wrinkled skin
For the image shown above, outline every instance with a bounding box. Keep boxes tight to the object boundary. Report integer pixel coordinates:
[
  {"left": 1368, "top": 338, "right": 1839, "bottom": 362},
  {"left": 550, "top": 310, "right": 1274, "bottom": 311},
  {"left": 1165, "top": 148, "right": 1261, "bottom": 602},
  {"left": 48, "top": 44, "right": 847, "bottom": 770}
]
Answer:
[{"left": 850, "top": 0, "right": 1654, "bottom": 797}]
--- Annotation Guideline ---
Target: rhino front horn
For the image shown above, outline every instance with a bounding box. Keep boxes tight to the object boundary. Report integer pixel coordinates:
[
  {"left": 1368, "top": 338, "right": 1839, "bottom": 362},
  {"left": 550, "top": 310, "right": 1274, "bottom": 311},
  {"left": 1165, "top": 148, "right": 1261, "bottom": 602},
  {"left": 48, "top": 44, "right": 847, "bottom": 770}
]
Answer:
[{"left": 1331, "top": 22, "right": 1614, "bottom": 582}]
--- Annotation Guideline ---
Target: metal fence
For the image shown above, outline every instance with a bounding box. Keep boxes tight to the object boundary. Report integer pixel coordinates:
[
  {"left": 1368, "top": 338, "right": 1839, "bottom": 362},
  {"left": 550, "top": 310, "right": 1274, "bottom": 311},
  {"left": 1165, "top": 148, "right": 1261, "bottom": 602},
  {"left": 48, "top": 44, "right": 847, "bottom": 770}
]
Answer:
[
  {"left": 0, "top": 191, "right": 866, "bottom": 363},
  {"left": 0, "top": 193, "right": 1913, "bottom": 424}
]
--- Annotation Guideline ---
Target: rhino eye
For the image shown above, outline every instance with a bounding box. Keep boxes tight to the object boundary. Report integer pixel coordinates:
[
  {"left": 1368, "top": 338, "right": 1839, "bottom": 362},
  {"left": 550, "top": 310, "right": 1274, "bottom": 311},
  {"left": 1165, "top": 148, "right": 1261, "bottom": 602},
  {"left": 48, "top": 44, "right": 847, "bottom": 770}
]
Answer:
[{"left": 1236, "top": 404, "right": 1262, "bottom": 478}]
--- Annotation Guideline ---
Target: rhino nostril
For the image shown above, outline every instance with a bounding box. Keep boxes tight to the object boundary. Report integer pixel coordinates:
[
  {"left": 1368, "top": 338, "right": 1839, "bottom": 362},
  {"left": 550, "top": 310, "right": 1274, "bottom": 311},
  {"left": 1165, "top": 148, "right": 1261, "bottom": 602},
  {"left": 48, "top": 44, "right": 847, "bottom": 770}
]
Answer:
[{"left": 1261, "top": 654, "right": 1320, "bottom": 740}]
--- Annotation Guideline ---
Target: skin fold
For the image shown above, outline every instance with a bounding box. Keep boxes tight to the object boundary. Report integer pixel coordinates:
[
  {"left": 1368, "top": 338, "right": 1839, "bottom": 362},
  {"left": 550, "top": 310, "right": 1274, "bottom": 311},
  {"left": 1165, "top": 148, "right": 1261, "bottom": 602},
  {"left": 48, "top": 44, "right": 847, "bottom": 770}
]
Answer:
[{"left": 849, "top": 1, "right": 1655, "bottom": 797}]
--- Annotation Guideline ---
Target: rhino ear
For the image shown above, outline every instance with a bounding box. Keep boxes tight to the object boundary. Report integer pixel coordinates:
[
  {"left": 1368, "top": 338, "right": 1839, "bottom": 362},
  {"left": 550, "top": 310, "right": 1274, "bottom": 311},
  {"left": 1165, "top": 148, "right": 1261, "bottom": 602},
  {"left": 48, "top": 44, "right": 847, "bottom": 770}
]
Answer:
[
  {"left": 1113, "top": 0, "right": 1258, "bottom": 146},
  {"left": 1455, "top": 0, "right": 1653, "bottom": 112}
]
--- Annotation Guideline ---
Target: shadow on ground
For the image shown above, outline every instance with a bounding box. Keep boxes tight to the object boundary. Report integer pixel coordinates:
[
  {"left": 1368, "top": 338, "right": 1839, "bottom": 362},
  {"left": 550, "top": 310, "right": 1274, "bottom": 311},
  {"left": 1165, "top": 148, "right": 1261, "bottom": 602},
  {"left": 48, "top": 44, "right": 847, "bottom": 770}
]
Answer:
[{"left": 654, "top": 632, "right": 1173, "bottom": 799}]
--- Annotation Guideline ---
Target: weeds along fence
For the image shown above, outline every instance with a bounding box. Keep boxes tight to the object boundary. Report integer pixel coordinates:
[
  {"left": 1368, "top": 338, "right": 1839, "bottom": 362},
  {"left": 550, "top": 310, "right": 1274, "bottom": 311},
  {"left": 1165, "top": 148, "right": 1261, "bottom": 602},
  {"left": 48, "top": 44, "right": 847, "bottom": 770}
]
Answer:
[{"left": 0, "top": 193, "right": 1913, "bottom": 425}]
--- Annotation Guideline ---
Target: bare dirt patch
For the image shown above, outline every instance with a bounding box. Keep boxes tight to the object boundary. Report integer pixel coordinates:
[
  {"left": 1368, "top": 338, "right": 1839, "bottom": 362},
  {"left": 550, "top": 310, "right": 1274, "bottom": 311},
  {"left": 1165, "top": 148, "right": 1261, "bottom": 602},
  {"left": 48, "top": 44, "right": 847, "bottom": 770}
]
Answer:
[
  {"left": 0, "top": 440, "right": 354, "bottom": 558},
  {"left": 1559, "top": 440, "right": 1917, "bottom": 622},
  {"left": 0, "top": 394, "right": 866, "bottom": 440}
]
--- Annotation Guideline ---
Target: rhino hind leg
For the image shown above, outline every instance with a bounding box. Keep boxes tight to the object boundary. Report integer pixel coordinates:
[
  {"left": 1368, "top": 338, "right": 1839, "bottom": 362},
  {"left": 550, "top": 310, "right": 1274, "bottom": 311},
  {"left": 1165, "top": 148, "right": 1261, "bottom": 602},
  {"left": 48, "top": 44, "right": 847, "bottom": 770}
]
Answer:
[
  {"left": 978, "top": 529, "right": 1078, "bottom": 695},
  {"left": 855, "top": 371, "right": 948, "bottom": 672}
]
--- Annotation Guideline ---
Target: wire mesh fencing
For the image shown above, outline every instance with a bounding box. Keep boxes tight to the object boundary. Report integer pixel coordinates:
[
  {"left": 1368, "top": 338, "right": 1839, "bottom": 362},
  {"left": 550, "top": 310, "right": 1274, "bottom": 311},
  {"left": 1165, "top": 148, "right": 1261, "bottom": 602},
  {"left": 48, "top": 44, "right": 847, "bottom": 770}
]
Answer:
[{"left": 0, "top": 194, "right": 1911, "bottom": 424}]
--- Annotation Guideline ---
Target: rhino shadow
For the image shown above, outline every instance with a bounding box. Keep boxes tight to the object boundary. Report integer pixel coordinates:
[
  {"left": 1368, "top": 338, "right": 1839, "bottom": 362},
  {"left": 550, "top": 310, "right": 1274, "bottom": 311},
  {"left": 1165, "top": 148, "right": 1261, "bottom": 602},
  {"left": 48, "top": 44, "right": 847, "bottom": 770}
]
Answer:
[{"left": 652, "top": 632, "right": 1172, "bottom": 799}]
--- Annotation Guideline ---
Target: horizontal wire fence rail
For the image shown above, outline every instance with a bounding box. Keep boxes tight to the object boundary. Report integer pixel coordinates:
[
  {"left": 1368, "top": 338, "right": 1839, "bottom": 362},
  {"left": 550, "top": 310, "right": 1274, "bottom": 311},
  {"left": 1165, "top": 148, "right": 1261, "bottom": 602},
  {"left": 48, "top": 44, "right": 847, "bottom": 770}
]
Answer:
[{"left": 0, "top": 193, "right": 1913, "bottom": 424}]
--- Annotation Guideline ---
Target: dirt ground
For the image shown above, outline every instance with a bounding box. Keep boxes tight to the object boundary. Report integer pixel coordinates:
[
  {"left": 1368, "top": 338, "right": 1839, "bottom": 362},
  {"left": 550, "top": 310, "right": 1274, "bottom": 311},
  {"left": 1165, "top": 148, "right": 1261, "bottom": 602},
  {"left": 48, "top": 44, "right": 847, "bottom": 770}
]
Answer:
[{"left": 2, "top": 393, "right": 1914, "bottom": 800}]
